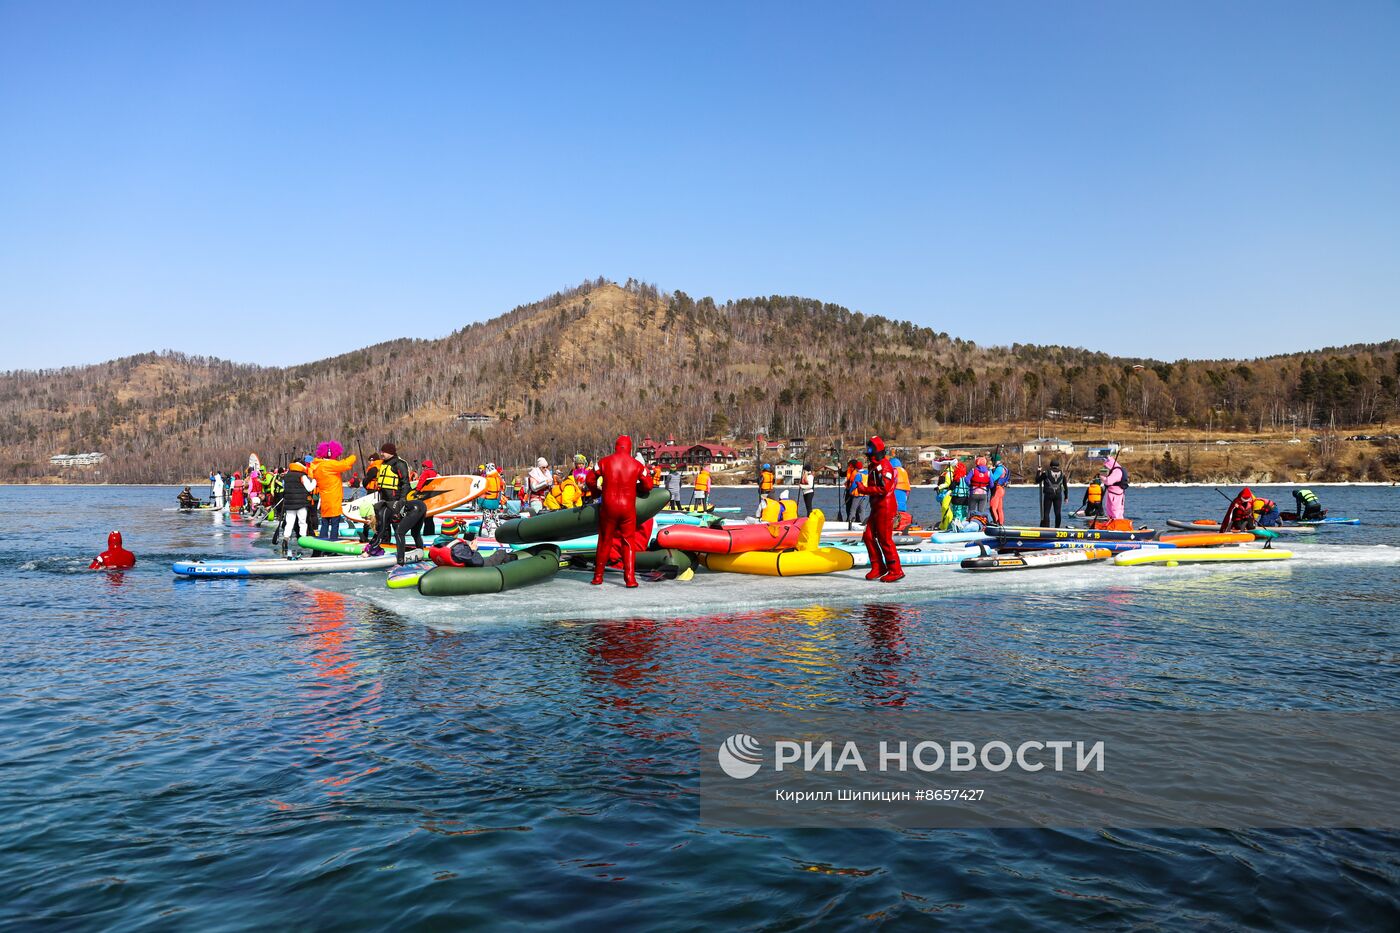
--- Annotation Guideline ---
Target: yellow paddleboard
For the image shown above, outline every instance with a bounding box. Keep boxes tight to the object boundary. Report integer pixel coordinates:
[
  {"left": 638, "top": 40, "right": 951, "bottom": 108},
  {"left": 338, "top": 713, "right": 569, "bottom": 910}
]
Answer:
[{"left": 1114, "top": 549, "right": 1292, "bottom": 567}]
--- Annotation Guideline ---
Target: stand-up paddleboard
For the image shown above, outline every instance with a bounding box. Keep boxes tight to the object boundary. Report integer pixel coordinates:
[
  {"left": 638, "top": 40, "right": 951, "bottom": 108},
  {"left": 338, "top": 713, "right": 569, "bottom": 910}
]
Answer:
[
  {"left": 1114, "top": 548, "right": 1292, "bottom": 567},
  {"left": 496, "top": 488, "right": 670, "bottom": 544},
  {"left": 1280, "top": 514, "right": 1359, "bottom": 526},
  {"left": 984, "top": 525, "right": 1155, "bottom": 541},
  {"left": 417, "top": 544, "right": 563, "bottom": 596},
  {"left": 173, "top": 550, "right": 419, "bottom": 578},
  {"left": 994, "top": 539, "right": 1174, "bottom": 554},
  {"left": 827, "top": 543, "right": 977, "bottom": 566},
  {"left": 342, "top": 474, "right": 488, "bottom": 524},
  {"left": 1166, "top": 519, "right": 1315, "bottom": 535},
  {"left": 961, "top": 547, "right": 1111, "bottom": 571}
]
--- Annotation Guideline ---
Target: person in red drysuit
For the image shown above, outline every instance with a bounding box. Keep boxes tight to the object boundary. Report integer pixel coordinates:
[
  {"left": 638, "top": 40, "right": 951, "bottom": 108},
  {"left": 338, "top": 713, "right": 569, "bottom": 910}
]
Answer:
[
  {"left": 1220, "top": 487, "right": 1257, "bottom": 533},
  {"left": 858, "top": 436, "right": 904, "bottom": 583},
  {"left": 587, "top": 435, "right": 653, "bottom": 587},
  {"left": 89, "top": 530, "right": 136, "bottom": 570}
]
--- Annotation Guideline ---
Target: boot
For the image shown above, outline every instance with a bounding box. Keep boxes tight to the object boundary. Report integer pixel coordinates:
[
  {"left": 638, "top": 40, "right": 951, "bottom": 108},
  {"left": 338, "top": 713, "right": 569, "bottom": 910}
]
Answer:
[
  {"left": 880, "top": 569, "right": 905, "bottom": 583},
  {"left": 864, "top": 564, "right": 886, "bottom": 581}
]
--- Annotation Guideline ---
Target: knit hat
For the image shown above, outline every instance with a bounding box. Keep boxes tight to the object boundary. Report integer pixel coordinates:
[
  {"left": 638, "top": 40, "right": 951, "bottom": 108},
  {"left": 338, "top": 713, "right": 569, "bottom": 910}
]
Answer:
[
  {"left": 440, "top": 517, "right": 463, "bottom": 536},
  {"left": 380, "top": 443, "right": 397, "bottom": 457}
]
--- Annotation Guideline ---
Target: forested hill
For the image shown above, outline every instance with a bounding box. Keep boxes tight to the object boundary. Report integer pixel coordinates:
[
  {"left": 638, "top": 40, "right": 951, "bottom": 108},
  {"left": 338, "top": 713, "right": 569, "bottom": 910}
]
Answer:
[{"left": 2, "top": 278, "right": 1396, "bottom": 483}]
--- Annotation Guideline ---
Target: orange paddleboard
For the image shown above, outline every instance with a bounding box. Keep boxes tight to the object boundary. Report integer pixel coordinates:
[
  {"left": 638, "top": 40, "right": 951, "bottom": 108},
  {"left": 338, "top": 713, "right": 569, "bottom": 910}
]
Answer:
[{"left": 1158, "top": 532, "right": 1255, "bottom": 548}]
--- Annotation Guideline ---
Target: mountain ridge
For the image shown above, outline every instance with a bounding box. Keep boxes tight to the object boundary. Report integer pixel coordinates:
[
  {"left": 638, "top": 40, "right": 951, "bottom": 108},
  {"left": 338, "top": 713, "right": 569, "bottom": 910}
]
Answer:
[{"left": 3, "top": 278, "right": 1397, "bottom": 483}]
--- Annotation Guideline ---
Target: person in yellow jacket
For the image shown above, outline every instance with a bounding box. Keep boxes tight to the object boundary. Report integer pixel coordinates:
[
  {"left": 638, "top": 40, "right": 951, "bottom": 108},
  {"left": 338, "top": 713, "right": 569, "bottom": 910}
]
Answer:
[
  {"left": 935, "top": 461, "right": 955, "bottom": 531},
  {"left": 691, "top": 464, "right": 712, "bottom": 510},
  {"left": 310, "top": 441, "right": 356, "bottom": 541},
  {"left": 760, "top": 490, "right": 798, "bottom": 522},
  {"left": 559, "top": 473, "right": 583, "bottom": 509},
  {"left": 543, "top": 476, "right": 565, "bottom": 510}
]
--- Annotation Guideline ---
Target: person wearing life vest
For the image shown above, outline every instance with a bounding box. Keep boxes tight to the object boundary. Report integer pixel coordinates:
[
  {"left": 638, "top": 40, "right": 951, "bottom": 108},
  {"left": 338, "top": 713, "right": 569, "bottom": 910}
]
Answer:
[
  {"left": 1080, "top": 475, "right": 1105, "bottom": 519},
  {"left": 411, "top": 458, "right": 440, "bottom": 538},
  {"left": 480, "top": 464, "right": 504, "bottom": 514},
  {"left": 176, "top": 487, "right": 199, "bottom": 510},
  {"left": 1100, "top": 455, "right": 1129, "bottom": 520},
  {"left": 543, "top": 475, "right": 564, "bottom": 510},
  {"left": 760, "top": 490, "right": 799, "bottom": 522},
  {"left": 988, "top": 453, "right": 1010, "bottom": 526},
  {"left": 691, "top": 464, "right": 712, "bottom": 510},
  {"left": 891, "top": 457, "right": 911, "bottom": 513},
  {"left": 1220, "top": 487, "right": 1257, "bottom": 533},
  {"left": 367, "top": 443, "right": 410, "bottom": 553},
  {"left": 264, "top": 468, "right": 285, "bottom": 525},
  {"left": 364, "top": 456, "right": 383, "bottom": 492},
  {"left": 798, "top": 464, "right": 815, "bottom": 516},
  {"left": 1253, "top": 494, "right": 1281, "bottom": 528},
  {"left": 89, "top": 530, "right": 136, "bottom": 570},
  {"left": 847, "top": 462, "right": 869, "bottom": 524},
  {"left": 587, "top": 435, "right": 653, "bottom": 587},
  {"left": 756, "top": 463, "right": 775, "bottom": 516},
  {"left": 1292, "top": 488, "right": 1324, "bottom": 521},
  {"left": 311, "top": 440, "right": 356, "bottom": 541},
  {"left": 950, "top": 460, "right": 971, "bottom": 522},
  {"left": 278, "top": 461, "right": 317, "bottom": 553},
  {"left": 559, "top": 472, "right": 583, "bottom": 508},
  {"left": 968, "top": 456, "right": 992, "bottom": 517},
  {"left": 857, "top": 435, "right": 903, "bottom": 583},
  {"left": 526, "top": 458, "right": 553, "bottom": 513},
  {"left": 935, "top": 461, "right": 955, "bottom": 530},
  {"left": 1036, "top": 460, "right": 1070, "bottom": 528}
]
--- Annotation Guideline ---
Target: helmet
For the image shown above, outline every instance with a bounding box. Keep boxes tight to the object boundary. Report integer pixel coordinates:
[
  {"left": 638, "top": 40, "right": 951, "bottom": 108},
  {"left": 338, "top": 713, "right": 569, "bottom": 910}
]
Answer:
[{"left": 763, "top": 463, "right": 771, "bottom": 470}]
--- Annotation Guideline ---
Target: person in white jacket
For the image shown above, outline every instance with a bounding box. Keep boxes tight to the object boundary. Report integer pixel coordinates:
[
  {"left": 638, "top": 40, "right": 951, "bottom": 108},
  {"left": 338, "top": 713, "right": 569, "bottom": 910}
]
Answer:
[
  {"left": 526, "top": 457, "right": 553, "bottom": 513},
  {"left": 211, "top": 471, "right": 226, "bottom": 510}
]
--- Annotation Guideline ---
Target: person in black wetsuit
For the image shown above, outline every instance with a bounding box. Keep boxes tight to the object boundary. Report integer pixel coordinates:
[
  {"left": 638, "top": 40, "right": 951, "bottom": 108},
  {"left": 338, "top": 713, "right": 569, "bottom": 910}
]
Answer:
[
  {"left": 368, "top": 443, "right": 412, "bottom": 558},
  {"left": 1036, "top": 460, "right": 1070, "bottom": 528},
  {"left": 176, "top": 487, "right": 199, "bottom": 509}
]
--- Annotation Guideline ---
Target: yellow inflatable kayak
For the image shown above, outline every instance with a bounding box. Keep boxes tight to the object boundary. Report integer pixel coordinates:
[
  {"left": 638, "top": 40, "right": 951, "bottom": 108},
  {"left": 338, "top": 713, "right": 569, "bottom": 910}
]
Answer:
[
  {"left": 1114, "top": 549, "right": 1292, "bottom": 567},
  {"left": 701, "top": 509, "right": 855, "bottom": 576}
]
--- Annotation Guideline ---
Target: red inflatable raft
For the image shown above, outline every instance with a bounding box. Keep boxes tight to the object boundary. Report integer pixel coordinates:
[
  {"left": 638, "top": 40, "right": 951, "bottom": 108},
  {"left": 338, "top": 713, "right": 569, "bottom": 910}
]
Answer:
[{"left": 655, "top": 518, "right": 806, "bottom": 554}]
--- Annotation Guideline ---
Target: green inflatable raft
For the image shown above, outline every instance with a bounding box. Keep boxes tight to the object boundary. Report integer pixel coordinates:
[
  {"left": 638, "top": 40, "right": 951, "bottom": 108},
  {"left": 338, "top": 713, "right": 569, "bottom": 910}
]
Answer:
[
  {"left": 495, "top": 488, "right": 671, "bottom": 545},
  {"left": 417, "top": 544, "right": 564, "bottom": 597}
]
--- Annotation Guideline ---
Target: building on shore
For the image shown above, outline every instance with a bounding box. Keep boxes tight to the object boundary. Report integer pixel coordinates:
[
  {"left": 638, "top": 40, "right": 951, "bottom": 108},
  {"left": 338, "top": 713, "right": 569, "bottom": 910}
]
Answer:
[{"left": 50, "top": 452, "right": 106, "bottom": 468}]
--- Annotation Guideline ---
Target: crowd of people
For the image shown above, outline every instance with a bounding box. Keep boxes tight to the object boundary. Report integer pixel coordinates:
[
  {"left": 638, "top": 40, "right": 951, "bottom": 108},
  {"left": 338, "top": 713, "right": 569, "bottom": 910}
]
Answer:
[{"left": 177, "top": 441, "right": 1330, "bottom": 580}]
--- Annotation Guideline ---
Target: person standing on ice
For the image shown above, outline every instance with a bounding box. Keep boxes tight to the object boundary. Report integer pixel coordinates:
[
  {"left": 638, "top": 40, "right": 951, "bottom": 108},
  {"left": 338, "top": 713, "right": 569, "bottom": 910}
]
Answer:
[
  {"left": 211, "top": 471, "right": 225, "bottom": 510},
  {"left": 526, "top": 458, "right": 553, "bottom": 513},
  {"left": 1100, "top": 455, "right": 1129, "bottom": 521},
  {"left": 857, "top": 436, "right": 903, "bottom": 583},
  {"left": 587, "top": 435, "right": 653, "bottom": 588}
]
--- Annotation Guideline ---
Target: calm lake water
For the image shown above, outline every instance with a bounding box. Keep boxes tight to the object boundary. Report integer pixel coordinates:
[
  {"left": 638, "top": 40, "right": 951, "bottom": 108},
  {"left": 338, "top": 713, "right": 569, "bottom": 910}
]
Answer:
[{"left": 2, "top": 484, "right": 1398, "bottom": 930}]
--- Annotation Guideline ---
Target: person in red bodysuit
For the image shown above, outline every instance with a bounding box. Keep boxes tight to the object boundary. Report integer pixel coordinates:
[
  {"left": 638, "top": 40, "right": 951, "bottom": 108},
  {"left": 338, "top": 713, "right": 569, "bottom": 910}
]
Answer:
[
  {"left": 588, "top": 435, "right": 653, "bottom": 587},
  {"left": 89, "top": 530, "right": 136, "bottom": 570},
  {"left": 1220, "top": 487, "right": 1257, "bottom": 533},
  {"left": 858, "top": 436, "right": 903, "bottom": 583}
]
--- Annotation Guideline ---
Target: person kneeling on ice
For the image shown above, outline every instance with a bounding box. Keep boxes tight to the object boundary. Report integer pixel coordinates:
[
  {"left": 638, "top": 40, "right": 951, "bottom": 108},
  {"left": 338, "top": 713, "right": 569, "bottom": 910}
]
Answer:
[
  {"left": 1220, "top": 488, "right": 1258, "bottom": 533},
  {"left": 1293, "top": 487, "right": 1324, "bottom": 521},
  {"left": 858, "top": 436, "right": 903, "bottom": 583},
  {"left": 1080, "top": 475, "right": 1105, "bottom": 519},
  {"left": 587, "top": 434, "right": 653, "bottom": 588},
  {"left": 90, "top": 531, "right": 136, "bottom": 570},
  {"left": 1253, "top": 494, "right": 1281, "bottom": 528}
]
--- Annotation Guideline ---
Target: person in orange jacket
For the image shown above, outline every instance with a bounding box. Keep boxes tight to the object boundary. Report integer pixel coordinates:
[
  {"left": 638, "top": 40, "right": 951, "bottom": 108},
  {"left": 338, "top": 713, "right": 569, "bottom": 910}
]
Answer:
[{"left": 310, "top": 440, "right": 356, "bottom": 540}]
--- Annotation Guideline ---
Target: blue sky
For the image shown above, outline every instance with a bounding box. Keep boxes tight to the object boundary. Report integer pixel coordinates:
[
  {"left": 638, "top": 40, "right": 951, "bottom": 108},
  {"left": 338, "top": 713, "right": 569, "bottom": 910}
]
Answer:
[{"left": 1, "top": 1, "right": 1397, "bottom": 370}]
